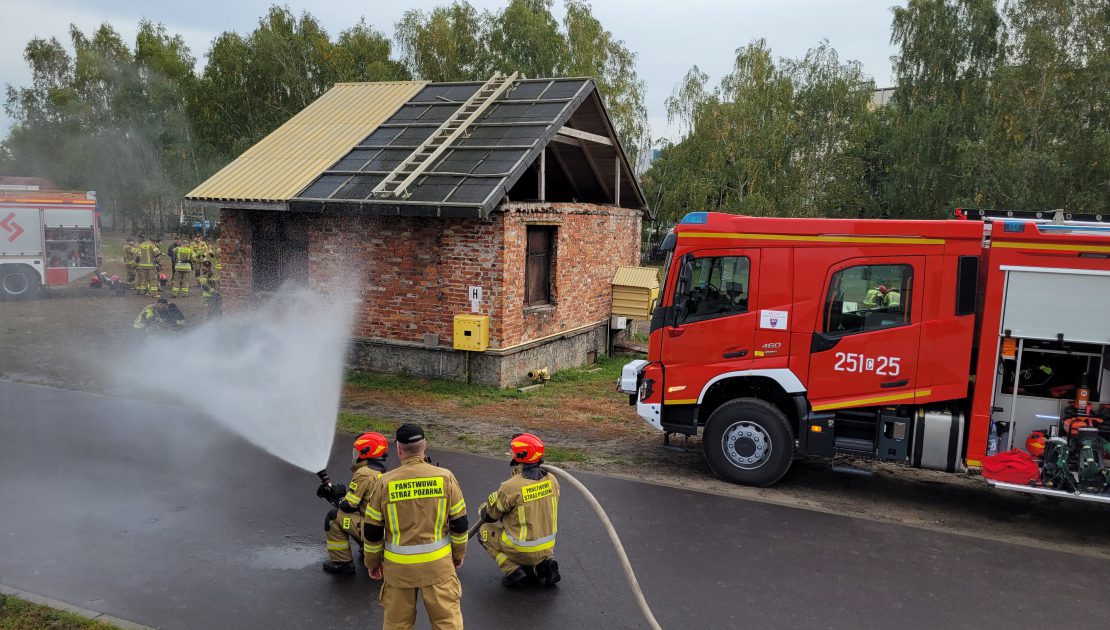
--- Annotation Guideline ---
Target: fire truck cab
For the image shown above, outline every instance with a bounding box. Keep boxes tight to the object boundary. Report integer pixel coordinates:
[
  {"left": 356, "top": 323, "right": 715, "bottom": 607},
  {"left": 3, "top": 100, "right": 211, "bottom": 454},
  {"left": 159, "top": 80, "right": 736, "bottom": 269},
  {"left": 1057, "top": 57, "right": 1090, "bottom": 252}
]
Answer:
[{"left": 620, "top": 210, "right": 1110, "bottom": 497}]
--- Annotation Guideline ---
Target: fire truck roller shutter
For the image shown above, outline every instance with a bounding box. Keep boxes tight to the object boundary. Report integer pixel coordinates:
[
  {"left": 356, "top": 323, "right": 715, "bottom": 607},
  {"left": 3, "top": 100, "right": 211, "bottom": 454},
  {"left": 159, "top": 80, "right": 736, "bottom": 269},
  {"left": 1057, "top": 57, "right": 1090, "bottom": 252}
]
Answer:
[{"left": 911, "top": 408, "right": 965, "bottom": 473}]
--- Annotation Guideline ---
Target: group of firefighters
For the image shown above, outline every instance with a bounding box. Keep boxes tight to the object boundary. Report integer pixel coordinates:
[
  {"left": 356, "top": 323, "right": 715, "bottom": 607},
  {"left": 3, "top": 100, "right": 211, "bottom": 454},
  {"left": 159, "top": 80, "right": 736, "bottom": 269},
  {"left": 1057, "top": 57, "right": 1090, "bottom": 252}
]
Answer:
[
  {"left": 318, "top": 424, "right": 560, "bottom": 629},
  {"left": 124, "top": 234, "right": 222, "bottom": 330},
  {"left": 122, "top": 233, "right": 221, "bottom": 302}
]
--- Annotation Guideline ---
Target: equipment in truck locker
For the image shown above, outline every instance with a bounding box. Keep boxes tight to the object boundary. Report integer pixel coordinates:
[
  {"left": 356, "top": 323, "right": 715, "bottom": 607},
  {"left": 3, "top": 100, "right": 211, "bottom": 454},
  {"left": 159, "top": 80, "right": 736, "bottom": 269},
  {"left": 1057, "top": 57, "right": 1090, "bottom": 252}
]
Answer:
[{"left": 617, "top": 208, "right": 1110, "bottom": 503}]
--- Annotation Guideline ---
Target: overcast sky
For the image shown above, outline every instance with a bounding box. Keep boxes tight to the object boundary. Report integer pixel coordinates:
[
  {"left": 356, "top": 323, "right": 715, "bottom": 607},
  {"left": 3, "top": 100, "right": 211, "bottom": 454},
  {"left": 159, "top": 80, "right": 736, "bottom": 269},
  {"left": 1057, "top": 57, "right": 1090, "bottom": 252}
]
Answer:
[{"left": 0, "top": 0, "right": 901, "bottom": 139}]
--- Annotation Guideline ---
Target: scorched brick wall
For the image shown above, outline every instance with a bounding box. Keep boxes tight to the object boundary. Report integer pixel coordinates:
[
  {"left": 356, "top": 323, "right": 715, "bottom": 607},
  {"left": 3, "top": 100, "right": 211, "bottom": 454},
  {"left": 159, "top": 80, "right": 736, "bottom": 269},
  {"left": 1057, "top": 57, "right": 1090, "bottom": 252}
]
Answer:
[{"left": 217, "top": 202, "right": 641, "bottom": 351}]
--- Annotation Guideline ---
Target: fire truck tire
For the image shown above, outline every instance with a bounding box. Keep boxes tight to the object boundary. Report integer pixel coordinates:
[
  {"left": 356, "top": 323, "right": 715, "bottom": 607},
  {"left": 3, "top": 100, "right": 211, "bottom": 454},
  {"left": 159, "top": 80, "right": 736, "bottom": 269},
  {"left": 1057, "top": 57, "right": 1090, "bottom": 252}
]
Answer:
[
  {"left": 703, "top": 398, "right": 794, "bottom": 487},
  {"left": 0, "top": 264, "right": 41, "bottom": 300}
]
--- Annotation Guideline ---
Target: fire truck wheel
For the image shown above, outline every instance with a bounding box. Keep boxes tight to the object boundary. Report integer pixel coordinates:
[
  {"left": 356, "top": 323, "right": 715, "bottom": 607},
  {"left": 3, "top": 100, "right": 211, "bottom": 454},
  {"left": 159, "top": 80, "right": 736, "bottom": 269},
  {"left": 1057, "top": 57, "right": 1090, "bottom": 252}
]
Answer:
[
  {"left": 0, "top": 264, "right": 41, "bottom": 300},
  {"left": 703, "top": 398, "right": 794, "bottom": 487}
]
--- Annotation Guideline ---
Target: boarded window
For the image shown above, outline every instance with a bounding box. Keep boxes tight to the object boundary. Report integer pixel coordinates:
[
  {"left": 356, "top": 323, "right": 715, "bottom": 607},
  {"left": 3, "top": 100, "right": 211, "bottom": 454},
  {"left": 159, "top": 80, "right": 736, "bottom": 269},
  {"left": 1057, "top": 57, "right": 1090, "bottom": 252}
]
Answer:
[{"left": 525, "top": 226, "right": 555, "bottom": 306}]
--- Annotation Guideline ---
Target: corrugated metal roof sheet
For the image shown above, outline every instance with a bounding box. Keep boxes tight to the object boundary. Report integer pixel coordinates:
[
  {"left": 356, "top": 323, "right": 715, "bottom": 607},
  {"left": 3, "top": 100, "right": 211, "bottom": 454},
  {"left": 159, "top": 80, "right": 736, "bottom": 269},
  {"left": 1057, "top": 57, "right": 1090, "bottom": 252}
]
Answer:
[
  {"left": 186, "top": 81, "right": 427, "bottom": 202},
  {"left": 612, "top": 266, "right": 660, "bottom": 289}
]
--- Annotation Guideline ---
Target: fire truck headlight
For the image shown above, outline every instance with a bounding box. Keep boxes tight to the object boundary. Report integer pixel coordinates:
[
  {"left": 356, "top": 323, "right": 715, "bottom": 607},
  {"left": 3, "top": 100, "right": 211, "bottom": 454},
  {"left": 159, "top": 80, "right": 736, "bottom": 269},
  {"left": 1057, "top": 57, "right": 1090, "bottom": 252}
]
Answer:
[{"left": 639, "top": 378, "right": 654, "bottom": 402}]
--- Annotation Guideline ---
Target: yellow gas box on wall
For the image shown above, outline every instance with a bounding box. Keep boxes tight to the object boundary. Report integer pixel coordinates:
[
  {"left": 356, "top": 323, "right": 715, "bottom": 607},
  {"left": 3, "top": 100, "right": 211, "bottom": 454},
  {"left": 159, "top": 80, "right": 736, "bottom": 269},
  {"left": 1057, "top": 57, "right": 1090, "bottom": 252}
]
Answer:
[{"left": 453, "top": 314, "right": 489, "bottom": 351}]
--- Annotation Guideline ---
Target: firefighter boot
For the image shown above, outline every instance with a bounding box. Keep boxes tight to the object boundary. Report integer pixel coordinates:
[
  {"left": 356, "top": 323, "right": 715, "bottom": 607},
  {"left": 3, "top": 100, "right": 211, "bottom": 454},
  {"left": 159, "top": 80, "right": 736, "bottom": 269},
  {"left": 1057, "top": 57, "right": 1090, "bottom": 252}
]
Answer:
[
  {"left": 322, "top": 560, "right": 356, "bottom": 575},
  {"left": 536, "top": 557, "right": 560, "bottom": 587},
  {"left": 501, "top": 567, "right": 528, "bottom": 588}
]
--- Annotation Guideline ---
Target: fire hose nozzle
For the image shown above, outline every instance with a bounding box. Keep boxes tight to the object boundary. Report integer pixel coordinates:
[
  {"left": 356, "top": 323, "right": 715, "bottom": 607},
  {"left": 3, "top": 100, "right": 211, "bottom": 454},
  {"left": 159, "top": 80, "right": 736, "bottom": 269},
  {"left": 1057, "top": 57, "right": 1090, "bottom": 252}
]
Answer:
[{"left": 316, "top": 469, "right": 331, "bottom": 486}]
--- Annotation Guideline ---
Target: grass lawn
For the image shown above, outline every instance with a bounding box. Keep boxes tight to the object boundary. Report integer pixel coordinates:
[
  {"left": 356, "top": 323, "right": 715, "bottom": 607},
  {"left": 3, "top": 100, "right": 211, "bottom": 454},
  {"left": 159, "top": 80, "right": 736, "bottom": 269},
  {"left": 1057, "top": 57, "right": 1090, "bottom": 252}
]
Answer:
[
  {"left": 0, "top": 594, "right": 116, "bottom": 629},
  {"left": 341, "top": 355, "right": 640, "bottom": 465},
  {"left": 346, "top": 355, "right": 626, "bottom": 409}
]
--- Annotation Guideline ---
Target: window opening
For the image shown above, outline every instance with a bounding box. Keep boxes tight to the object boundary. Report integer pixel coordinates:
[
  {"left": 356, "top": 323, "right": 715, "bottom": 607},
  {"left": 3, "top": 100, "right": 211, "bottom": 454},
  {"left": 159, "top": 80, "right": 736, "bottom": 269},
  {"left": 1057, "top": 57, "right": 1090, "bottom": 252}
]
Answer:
[
  {"left": 677, "top": 256, "right": 750, "bottom": 324},
  {"left": 823, "top": 264, "right": 913, "bottom": 335}
]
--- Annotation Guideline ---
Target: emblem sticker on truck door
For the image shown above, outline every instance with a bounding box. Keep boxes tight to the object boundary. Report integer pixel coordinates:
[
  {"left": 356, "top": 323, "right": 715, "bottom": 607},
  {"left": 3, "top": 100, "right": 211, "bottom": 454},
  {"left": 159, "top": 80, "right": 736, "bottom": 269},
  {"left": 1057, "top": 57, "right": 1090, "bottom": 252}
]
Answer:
[{"left": 759, "top": 309, "right": 788, "bottom": 330}]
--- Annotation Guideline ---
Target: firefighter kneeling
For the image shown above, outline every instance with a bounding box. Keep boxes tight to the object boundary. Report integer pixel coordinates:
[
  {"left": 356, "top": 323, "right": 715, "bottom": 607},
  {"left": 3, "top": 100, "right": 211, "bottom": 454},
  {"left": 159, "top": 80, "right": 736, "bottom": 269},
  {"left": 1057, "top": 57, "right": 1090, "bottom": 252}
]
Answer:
[
  {"left": 319, "top": 432, "right": 389, "bottom": 574},
  {"left": 478, "top": 433, "right": 561, "bottom": 588}
]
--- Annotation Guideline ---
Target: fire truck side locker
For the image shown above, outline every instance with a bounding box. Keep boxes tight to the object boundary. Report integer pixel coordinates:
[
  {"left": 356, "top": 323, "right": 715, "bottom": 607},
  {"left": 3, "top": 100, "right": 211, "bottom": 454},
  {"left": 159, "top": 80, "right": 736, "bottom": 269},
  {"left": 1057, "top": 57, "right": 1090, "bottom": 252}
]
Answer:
[{"left": 988, "top": 267, "right": 1110, "bottom": 453}]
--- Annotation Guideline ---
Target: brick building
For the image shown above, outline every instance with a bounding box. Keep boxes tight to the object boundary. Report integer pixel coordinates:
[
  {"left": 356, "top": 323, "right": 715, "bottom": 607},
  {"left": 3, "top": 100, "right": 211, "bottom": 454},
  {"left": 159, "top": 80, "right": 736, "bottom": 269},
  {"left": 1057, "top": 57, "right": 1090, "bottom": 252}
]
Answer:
[{"left": 186, "top": 75, "right": 647, "bottom": 386}]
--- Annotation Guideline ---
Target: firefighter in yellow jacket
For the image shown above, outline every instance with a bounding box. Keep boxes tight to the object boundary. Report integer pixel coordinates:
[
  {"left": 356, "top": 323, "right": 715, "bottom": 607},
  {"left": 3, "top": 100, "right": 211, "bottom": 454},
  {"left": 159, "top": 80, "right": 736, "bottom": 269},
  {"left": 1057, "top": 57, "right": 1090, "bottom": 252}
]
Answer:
[
  {"left": 134, "top": 235, "right": 160, "bottom": 295},
  {"left": 363, "top": 424, "right": 467, "bottom": 630},
  {"left": 123, "top": 237, "right": 138, "bottom": 284},
  {"left": 477, "top": 433, "right": 561, "bottom": 588},
  {"left": 319, "top": 432, "right": 389, "bottom": 574},
  {"left": 171, "top": 241, "right": 193, "bottom": 297},
  {"left": 191, "top": 235, "right": 209, "bottom": 282}
]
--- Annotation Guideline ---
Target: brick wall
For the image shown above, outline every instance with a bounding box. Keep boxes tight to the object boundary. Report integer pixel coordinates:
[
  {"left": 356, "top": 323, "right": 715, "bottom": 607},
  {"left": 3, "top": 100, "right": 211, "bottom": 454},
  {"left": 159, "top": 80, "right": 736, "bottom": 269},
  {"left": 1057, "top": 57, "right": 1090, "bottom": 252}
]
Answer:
[
  {"left": 495, "top": 202, "right": 642, "bottom": 348},
  {"left": 217, "top": 202, "right": 641, "bottom": 352},
  {"left": 216, "top": 209, "right": 253, "bottom": 311}
]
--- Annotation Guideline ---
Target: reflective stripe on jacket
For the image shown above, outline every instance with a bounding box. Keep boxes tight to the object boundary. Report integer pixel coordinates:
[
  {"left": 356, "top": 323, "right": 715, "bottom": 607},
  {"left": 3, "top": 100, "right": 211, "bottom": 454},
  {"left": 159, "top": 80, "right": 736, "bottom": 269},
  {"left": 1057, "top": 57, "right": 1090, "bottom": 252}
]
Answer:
[
  {"left": 174, "top": 246, "right": 193, "bottom": 271},
  {"left": 363, "top": 455, "right": 467, "bottom": 588},
  {"left": 486, "top": 466, "right": 560, "bottom": 555},
  {"left": 136, "top": 242, "right": 159, "bottom": 268}
]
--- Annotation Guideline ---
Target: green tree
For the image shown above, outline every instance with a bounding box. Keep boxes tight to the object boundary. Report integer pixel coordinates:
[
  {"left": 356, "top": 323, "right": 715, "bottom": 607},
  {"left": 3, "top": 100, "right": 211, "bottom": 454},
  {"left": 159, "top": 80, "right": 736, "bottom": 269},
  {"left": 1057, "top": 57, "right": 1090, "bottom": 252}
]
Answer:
[
  {"left": 644, "top": 41, "right": 877, "bottom": 227},
  {"left": 3, "top": 22, "right": 199, "bottom": 231},
  {"left": 190, "top": 6, "right": 408, "bottom": 164},
  {"left": 975, "top": 0, "right": 1109, "bottom": 211},
  {"left": 884, "top": 0, "right": 1003, "bottom": 216},
  {"left": 395, "top": 2, "right": 491, "bottom": 81},
  {"left": 394, "top": 0, "right": 650, "bottom": 167}
]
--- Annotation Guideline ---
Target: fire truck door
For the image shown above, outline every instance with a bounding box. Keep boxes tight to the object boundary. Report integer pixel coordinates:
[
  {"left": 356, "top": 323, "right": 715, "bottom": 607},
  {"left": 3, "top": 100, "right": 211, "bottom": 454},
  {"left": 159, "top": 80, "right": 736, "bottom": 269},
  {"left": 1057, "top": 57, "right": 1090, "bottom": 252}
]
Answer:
[
  {"left": 662, "top": 250, "right": 760, "bottom": 403},
  {"left": 806, "top": 257, "right": 924, "bottom": 410}
]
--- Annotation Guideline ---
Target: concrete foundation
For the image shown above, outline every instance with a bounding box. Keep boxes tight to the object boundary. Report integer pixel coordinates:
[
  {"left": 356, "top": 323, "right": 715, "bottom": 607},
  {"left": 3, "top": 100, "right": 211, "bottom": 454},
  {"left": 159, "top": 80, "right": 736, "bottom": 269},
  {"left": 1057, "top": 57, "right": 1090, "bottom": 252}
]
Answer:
[{"left": 348, "top": 321, "right": 608, "bottom": 387}]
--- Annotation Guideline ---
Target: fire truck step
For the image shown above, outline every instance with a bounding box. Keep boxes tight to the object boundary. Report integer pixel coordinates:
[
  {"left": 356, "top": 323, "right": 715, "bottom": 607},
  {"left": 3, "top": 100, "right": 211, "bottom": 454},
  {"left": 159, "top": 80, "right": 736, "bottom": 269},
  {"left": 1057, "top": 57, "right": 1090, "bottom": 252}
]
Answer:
[
  {"left": 831, "top": 462, "right": 873, "bottom": 477},
  {"left": 833, "top": 436, "right": 875, "bottom": 454}
]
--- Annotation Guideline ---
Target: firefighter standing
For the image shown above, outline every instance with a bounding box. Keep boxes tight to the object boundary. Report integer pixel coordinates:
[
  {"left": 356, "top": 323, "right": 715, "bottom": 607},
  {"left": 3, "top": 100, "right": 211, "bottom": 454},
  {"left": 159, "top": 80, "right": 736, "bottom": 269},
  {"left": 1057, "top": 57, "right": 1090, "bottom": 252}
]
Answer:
[
  {"left": 123, "top": 238, "right": 138, "bottom": 284},
  {"left": 477, "top": 433, "right": 561, "bottom": 588},
  {"left": 364, "top": 424, "right": 468, "bottom": 630},
  {"left": 172, "top": 241, "right": 193, "bottom": 297},
  {"left": 199, "top": 260, "right": 222, "bottom": 319},
  {"left": 320, "top": 432, "right": 390, "bottom": 574},
  {"left": 192, "top": 235, "right": 210, "bottom": 282},
  {"left": 134, "top": 235, "right": 160, "bottom": 295}
]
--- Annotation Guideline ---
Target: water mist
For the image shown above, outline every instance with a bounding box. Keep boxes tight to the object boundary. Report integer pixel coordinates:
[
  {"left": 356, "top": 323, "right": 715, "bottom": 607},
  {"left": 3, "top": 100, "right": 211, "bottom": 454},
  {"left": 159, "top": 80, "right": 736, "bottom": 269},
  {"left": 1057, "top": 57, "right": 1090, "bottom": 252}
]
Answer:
[{"left": 115, "top": 288, "right": 356, "bottom": 472}]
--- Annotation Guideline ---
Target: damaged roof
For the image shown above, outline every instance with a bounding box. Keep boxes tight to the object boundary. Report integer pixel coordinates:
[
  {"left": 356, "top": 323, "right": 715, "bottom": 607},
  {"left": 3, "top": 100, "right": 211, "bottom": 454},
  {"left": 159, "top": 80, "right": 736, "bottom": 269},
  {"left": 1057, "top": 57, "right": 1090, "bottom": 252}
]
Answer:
[
  {"left": 186, "top": 81, "right": 427, "bottom": 203},
  {"left": 186, "top": 76, "right": 647, "bottom": 218}
]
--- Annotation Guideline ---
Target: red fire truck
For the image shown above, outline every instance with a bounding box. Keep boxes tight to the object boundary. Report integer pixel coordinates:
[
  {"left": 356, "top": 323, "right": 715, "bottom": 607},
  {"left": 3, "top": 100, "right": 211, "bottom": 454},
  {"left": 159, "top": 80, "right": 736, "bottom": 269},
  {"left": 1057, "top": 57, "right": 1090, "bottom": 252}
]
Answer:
[
  {"left": 618, "top": 209, "right": 1110, "bottom": 502},
  {"left": 0, "top": 183, "right": 100, "bottom": 299}
]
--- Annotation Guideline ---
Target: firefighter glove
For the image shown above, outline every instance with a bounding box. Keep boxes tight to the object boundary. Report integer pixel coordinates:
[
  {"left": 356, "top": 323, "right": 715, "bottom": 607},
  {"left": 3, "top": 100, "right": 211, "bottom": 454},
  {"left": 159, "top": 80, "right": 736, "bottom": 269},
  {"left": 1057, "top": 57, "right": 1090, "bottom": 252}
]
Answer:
[{"left": 479, "top": 504, "right": 496, "bottom": 524}]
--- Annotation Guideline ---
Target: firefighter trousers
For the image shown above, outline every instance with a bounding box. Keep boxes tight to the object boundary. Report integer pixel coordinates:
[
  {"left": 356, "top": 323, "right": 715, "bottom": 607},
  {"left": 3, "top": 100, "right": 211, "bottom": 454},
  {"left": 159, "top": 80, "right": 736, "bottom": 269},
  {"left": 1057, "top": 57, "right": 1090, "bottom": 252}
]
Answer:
[
  {"left": 478, "top": 522, "right": 550, "bottom": 576},
  {"left": 325, "top": 509, "right": 363, "bottom": 563},
  {"left": 135, "top": 267, "right": 154, "bottom": 294},
  {"left": 380, "top": 575, "right": 463, "bottom": 630},
  {"left": 171, "top": 269, "right": 191, "bottom": 296},
  {"left": 126, "top": 264, "right": 136, "bottom": 284}
]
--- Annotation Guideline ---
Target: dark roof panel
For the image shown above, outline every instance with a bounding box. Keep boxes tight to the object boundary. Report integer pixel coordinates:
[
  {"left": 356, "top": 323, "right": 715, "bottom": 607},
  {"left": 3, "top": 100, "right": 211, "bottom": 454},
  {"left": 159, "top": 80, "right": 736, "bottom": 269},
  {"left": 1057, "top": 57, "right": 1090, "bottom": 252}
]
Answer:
[{"left": 291, "top": 77, "right": 646, "bottom": 218}]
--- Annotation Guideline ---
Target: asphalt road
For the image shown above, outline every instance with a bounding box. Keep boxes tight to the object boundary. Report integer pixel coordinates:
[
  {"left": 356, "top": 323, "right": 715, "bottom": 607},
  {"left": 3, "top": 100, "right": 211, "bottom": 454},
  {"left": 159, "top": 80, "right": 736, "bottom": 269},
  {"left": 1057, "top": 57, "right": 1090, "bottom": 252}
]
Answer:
[{"left": 2, "top": 380, "right": 1109, "bottom": 629}]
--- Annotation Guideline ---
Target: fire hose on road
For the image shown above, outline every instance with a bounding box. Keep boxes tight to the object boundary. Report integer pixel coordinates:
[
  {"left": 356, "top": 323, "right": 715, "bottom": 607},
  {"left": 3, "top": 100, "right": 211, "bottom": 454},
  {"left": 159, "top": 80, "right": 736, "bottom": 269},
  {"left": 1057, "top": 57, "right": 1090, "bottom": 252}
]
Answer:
[{"left": 469, "top": 464, "right": 662, "bottom": 630}]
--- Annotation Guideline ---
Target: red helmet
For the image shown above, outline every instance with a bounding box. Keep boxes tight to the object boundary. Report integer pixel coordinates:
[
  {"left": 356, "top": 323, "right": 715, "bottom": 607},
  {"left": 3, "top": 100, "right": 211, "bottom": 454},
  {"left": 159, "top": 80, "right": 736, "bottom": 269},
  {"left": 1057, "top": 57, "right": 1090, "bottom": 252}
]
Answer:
[
  {"left": 1026, "top": 431, "right": 1047, "bottom": 457},
  {"left": 353, "top": 432, "right": 388, "bottom": 460},
  {"left": 877, "top": 285, "right": 889, "bottom": 294},
  {"left": 159, "top": 273, "right": 168, "bottom": 281},
  {"left": 511, "top": 433, "right": 545, "bottom": 464}
]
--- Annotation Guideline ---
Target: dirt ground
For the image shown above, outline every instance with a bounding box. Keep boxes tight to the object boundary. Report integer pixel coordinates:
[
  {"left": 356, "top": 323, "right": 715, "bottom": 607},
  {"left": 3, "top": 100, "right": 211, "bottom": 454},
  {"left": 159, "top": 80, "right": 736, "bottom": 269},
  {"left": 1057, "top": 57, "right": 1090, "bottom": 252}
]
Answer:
[{"left": 3, "top": 249, "right": 1110, "bottom": 559}]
